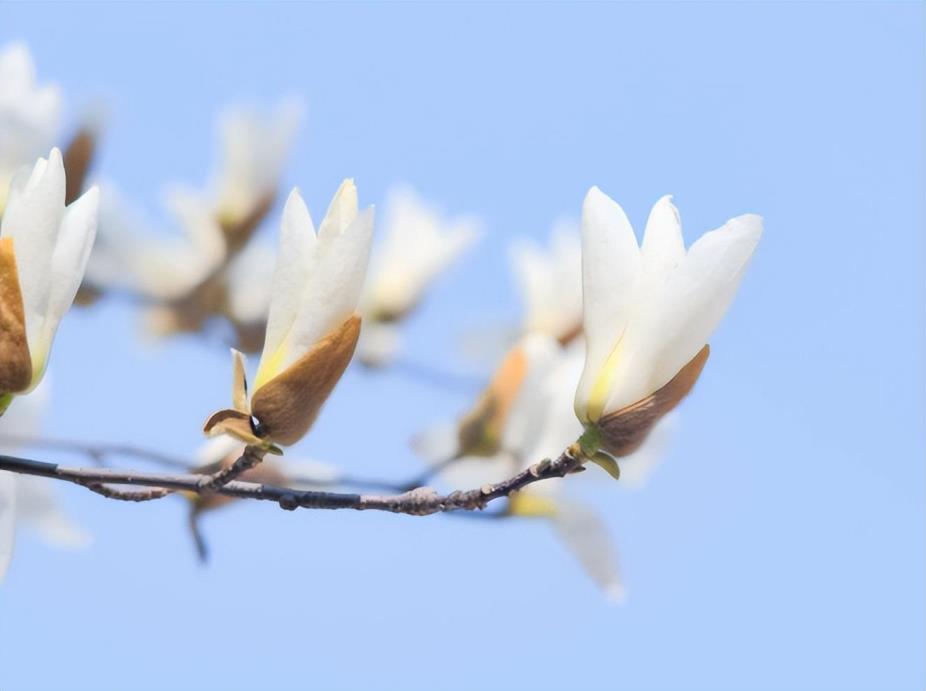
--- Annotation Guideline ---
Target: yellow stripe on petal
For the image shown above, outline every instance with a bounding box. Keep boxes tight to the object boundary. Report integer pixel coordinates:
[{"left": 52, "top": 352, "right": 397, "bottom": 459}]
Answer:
[
  {"left": 587, "top": 338, "right": 625, "bottom": 423},
  {"left": 254, "top": 340, "right": 289, "bottom": 391}
]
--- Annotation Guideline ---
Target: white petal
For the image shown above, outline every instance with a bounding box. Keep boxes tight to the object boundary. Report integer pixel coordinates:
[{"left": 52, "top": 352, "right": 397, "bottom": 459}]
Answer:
[
  {"left": 277, "top": 206, "right": 373, "bottom": 370},
  {"left": 0, "top": 149, "right": 66, "bottom": 349},
  {"left": 213, "top": 98, "right": 302, "bottom": 222},
  {"left": 0, "top": 43, "right": 62, "bottom": 207},
  {"left": 551, "top": 498, "right": 625, "bottom": 603},
  {"left": 225, "top": 240, "right": 275, "bottom": 324},
  {"left": 574, "top": 187, "right": 640, "bottom": 419},
  {"left": 256, "top": 188, "right": 316, "bottom": 383},
  {"left": 256, "top": 183, "right": 373, "bottom": 388},
  {"left": 604, "top": 212, "right": 763, "bottom": 412},
  {"left": 317, "top": 178, "right": 359, "bottom": 241},
  {"left": 363, "top": 186, "right": 480, "bottom": 318},
  {"left": 33, "top": 185, "right": 99, "bottom": 376},
  {"left": 650, "top": 213, "right": 762, "bottom": 386},
  {"left": 518, "top": 341, "right": 585, "bottom": 463},
  {"left": 501, "top": 334, "right": 563, "bottom": 459},
  {"left": 162, "top": 186, "right": 226, "bottom": 271},
  {"left": 509, "top": 220, "right": 582, "bottom": 342},
  {"left": 640, "top": 195, "right": 684, "bottom": 276},
  {"left": 88, "top": 185, "right": 214, "bottom": 300}
]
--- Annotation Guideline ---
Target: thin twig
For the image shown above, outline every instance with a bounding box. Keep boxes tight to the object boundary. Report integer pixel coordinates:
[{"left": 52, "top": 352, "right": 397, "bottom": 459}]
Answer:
[
  {"left": 0, "top": 446, "right": 585, "bottom": 516},
  {"left": 0, "top": 433, "right": 450, "bottom": 493},
  {"left": 196, "top": 445, "right": 265, "bottom": 492},
  {"left": 78, "top": 482, "right": 174, "bottom": 502}
]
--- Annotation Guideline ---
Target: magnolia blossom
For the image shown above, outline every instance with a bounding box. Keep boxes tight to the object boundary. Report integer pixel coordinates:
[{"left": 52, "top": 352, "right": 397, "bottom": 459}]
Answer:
[
  {"left": 358, "top": 187, "right": 480, "bottom": 366},
  {"left": 0, "top": 380, "right": 90, "bottom": 583},
  {"left": 422, "top": 338, "right": 665, "bottom": 602},
  {"left": 575, "top": 188, "right": 762, "bottom": 457},
  {"left": 510, "top": 220, "right": 583, "bottom": 344},
  {"left": 0, "top": 148, "right": 99, "bottom": 412},
  {"left": 86, "top": 184, "right": 226, "bottom": 303},
  {"left": 84, "top": 100, "right": 299, "bottom": 335},
  {"left": 204, "top": 181, "right": 373, "bottom": 447},
  {"left": 0, "top": 43, "right": 61, "bottom": 216},
  {"left": 211, "top": 100, "right": 302, "bottom": 232}
]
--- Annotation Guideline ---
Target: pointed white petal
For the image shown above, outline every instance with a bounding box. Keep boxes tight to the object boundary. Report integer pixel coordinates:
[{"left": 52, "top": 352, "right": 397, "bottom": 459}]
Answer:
[
  {"left": 317, "top": 178, "right": 358, "bottom": 241},
  {"left": 510, "top": 221, "right": 583, "bottom": 341},
  {"left": 32, "top": 185, "right": 99, "bottom": 378},
  {"left": 650, "top": 213, "right": 762, "bottom": 387},
  {"left": 640, "top": 195, "right": 684, "bottom": 276},
  {"left": 501, "top": 334, "right": 562, "bottom": 458},
  {"left": 606, "top": 213, "right": 762, "bottom": 411},
  {"left": 518, "top": 341, "right": 585, "bottom": 463},
  {"left": 225, "top": 240, "right": 275, "bottom": 324},
  {"left": 551, "top": 498, "right": 625, "bottom": 602},
  {"left": 256, "top": 188, "right": 317, "bottom": 383},
  {"left": 574, "top": 187, "right": 640, "bottom": 420},
  {"left": 213, "top": 98, "right": 302, "bottom": 222},
  {"left": 363, "top": 186, "right": 479, "bottom": 318},
  {"left": 0, "top": 150, "right": 66, "bottom": 349},
  {"left": 275, "top": 205, "right": 373, "bottom": 374},
  {"left": 162, "top": 185, "right": 226, "bottom": 270},
  {"left": 0, "top": 44, "right": 62, "bottom": 204}
]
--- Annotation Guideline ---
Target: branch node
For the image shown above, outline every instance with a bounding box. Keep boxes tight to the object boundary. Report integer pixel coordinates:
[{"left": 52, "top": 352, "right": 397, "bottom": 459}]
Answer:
[{"left": 278, "top": 494, "right": 299, "bottom": 511}]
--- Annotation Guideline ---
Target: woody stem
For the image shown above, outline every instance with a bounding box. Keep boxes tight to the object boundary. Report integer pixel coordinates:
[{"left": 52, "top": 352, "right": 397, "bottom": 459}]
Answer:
[{"left": 0, "top": 446, "right": 585, "bottom": 516}]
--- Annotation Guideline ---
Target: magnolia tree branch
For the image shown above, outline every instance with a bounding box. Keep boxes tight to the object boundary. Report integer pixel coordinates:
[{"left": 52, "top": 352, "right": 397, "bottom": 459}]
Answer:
[
  {"left": 0, "top": 433, "right": 454, "bottom": 492},
  {"left": 0, "top": 445, "right": 585, "bottom": 516}
]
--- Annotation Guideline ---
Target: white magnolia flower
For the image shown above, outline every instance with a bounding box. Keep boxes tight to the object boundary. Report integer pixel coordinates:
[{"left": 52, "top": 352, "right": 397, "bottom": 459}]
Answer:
[
  {"left": 84, "top": 100, "right": 300, "bottom": 333},
  {"left": 211, "top": 99, "right": 302, "bottom": 229},
  {"left": 0, "top": 148, "right": 99, "bottom": 411},
  {"left": 358, "top": 187, "right": 480, "bottom": 366},
  {"left": 204, "top": 181, "right": 374, "bottom": 447},
  {"left": 0, "top": 43, "right": 61, "bottom": 216},
  {"left": 0, "top": 380, "right": 90, "bottom": 583},
  {"left": 510, "top": 220, "right": 583, "bottom": 344},
  {"left": 426, "top": 338, "right": 665, "bottom": 602},
  {"left": 86, "top": 184, "right": 226, "bottom": 302},
  {"left": 575, "top": 188, "right": 762, "bottom": 457}
]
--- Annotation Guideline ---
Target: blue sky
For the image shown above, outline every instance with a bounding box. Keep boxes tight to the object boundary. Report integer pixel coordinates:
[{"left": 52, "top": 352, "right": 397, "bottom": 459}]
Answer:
[{"left": 0, "top": 2, "right": 923, "bottom": 690}]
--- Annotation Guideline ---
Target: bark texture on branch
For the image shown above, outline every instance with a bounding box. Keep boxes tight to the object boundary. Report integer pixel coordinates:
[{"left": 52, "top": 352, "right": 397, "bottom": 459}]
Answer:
[{"left": 0, "top": 444, "right": 585, "bottom": 516}]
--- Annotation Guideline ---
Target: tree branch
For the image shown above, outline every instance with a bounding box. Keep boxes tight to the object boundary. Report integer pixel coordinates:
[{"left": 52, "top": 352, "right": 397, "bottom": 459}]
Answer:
[
  {"left": 0, "top": 445, "right": 585, "bottom": 516},
  {"left": 196, "top": 445, "right": 265, "bottom": 492},
  {"left": 0, "top": 433, "right": 453, "bottom": 493}
]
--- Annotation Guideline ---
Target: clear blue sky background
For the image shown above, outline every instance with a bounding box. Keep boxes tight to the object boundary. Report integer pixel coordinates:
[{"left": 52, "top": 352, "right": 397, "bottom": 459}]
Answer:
[{"left": 1, "top": 3, "right": 923, "bottom": 690}]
